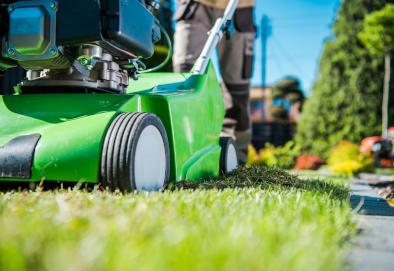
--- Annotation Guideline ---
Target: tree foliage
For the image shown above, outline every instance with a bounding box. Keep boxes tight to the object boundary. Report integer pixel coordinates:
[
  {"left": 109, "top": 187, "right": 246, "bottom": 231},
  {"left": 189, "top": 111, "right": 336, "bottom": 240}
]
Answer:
[
  {"left": 271, "top": 78, "right": 305, "bottom": 104},
  {"left": 295, "top": 0, "right": 394, "bottom": 159},
  {"left": 359, "top": 4, "right": 394, "bottom": 55},
  {"left": 359, "top": 4, "right": 394, "bottom": 137},
  {"left": 271, "top": 78, "right": 305, "bottom": 120},
  {"left": 269, "top": 106, "right": 288, "bottom": 119}
]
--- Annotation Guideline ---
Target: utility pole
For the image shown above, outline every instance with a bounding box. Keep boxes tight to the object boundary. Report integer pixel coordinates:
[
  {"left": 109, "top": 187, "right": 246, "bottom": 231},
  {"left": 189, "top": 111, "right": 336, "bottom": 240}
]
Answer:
[
  {"left": 261, "top": 15, "right": 270, "bottom": 121},
  {"left": 261, "top": 15, "right": 268, "bottom": 92}
]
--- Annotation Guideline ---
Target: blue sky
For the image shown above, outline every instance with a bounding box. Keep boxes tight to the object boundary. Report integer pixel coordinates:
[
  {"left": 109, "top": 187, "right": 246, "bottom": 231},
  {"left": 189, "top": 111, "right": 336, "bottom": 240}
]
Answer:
[{"left": 252, "top": 0, "right": 340, "bottom": 95}]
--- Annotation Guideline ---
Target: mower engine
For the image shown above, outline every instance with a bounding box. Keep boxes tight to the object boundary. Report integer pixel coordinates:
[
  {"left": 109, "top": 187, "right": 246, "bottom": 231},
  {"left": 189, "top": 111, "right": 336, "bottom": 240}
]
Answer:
[{"left": 0, "top": 0, "right": 161, "bottom": 93}]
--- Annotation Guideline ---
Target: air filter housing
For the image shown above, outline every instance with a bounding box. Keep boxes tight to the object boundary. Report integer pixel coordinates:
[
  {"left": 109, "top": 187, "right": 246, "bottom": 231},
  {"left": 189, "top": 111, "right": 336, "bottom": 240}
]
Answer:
[{"left": 57, "top": 0, "right": 160, "bottom": 59}]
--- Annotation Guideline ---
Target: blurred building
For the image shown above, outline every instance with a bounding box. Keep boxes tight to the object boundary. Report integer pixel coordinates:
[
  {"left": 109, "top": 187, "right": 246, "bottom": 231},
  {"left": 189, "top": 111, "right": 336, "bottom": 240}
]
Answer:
[{"left": 250, "top": 86, "right": 301, "bottom": 150}]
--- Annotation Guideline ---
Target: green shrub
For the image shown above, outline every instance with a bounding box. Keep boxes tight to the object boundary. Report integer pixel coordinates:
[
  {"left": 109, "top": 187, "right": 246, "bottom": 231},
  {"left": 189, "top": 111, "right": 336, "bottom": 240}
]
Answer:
[
  {"left": 248, "top": 141, "right": 301, "bottom": 169},
  {"left": 327, "top": 140, "right": 374, "bottom": 176},
  {"left": 247, "top": 144, "right": 260, "bottom": 165},
  {"left": 295, "top": 0, "right": 394, "bottom": 159}
]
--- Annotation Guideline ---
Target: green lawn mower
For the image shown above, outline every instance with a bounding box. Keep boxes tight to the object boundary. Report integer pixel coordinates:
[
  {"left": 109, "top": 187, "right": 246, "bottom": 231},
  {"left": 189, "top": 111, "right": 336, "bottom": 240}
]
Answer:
[{"left": 0, "top": 0, "right": 240, "bottom": 191}]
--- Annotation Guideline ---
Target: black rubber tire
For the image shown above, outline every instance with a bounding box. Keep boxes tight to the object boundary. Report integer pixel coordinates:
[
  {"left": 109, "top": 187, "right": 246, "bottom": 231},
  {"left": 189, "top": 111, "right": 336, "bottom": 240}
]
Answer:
[
  {"left": 219, "top": 137, "right": 238, "bottom": 174},
  {"left": 101, "top": 112, "right": 170, "bottom": 192}
]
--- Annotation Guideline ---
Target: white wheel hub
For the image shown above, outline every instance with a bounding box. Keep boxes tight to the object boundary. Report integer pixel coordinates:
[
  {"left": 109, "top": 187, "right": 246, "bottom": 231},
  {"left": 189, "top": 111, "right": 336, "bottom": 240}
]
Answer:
[
  {"left": 226, "top": 143, "right": 238, "bottom": 172},
  {"left": 134, "top": 125, "right": 166, "bottom": 191}
]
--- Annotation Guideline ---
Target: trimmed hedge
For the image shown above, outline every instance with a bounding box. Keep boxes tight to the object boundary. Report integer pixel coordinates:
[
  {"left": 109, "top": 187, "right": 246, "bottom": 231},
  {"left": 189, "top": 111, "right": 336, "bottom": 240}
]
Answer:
[{"left": 295, "top": 0, "right": 394, "bottom": 159}]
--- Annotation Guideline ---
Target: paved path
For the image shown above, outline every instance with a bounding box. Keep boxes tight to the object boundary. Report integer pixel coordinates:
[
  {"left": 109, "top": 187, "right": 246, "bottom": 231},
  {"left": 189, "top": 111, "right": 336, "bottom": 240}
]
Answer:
[
  {"left": 350, "top": 180, "right": 394, "bottom": 216},
  {"left": 347, "top": 179, "right": 394, "bottom": 271}
]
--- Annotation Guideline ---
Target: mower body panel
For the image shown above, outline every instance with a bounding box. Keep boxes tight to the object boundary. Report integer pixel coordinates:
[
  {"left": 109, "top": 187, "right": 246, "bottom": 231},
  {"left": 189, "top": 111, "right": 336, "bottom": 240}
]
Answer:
[{"left": 0, "top": 63, "right": 225, "bottom": 183}]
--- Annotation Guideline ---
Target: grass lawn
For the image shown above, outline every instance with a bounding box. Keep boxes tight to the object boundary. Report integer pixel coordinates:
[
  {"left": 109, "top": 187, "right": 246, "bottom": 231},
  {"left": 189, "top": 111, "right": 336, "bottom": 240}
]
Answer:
[
  {"left": 289, "top": 169, "right": 350, "bottom": 184},
  {"left": 375, "top": 168, "right": 394, "bottom": 175},
  {"left": 0, "top": 166, "right": 356, "bottom": 271}
]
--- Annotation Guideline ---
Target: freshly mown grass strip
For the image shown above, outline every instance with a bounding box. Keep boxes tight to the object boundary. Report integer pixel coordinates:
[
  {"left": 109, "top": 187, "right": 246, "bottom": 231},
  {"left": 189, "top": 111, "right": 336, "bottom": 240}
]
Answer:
[
  {"left": 0, "top": 167, "right": 356, "bottom": 271},
  {"left": 175, "top": 166, "right": 350, "bottom": 201}
]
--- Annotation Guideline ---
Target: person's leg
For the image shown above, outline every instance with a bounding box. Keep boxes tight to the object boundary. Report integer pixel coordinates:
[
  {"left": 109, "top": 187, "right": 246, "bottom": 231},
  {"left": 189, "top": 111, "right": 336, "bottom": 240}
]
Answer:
[
  {"left": 172, "top": 2, "right": 212, "bottom": 72},
  {"left": 217, "top": 7, "right": 255, "bottom": 164},
  {"left": 219, "top": 80, "right": 237, "bottom": 140}
]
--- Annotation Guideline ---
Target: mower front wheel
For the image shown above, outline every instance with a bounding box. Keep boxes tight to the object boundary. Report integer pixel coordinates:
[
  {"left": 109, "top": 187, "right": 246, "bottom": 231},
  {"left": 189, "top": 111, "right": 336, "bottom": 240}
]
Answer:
[
  {"left": 101, "top": 112, "right": 170, "bottom": 192},
  {"left": 219, "top": 137, "right": 238, "bottom": 173}
]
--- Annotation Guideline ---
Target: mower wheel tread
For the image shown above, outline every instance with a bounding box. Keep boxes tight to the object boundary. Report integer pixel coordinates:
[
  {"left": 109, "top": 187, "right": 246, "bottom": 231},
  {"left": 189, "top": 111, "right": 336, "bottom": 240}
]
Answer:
[{"left": 101, "top": 112, "right": 170, "bottom": 192}]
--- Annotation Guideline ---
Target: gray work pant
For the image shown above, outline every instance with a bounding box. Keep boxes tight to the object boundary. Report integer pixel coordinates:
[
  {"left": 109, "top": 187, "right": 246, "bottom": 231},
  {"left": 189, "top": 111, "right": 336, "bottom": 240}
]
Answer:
[{"left": 172, "top": 1, "right": 255, "bottom": 163}]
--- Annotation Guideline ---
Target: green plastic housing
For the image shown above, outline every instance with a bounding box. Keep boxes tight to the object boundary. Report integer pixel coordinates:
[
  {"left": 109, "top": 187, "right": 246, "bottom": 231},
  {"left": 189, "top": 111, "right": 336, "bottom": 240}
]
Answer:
[{"left": 0, "top": 62, "right": 225, "bottom": 183}]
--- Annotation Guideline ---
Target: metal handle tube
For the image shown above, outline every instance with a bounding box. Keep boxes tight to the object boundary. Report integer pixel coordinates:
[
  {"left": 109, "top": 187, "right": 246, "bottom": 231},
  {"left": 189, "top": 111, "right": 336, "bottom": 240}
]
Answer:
[
  {"left": 222, "top": 0, "right": 239, "bottom": 22},
  {"left": 193, "top": 0, "right": 239, "bottom": 75}
]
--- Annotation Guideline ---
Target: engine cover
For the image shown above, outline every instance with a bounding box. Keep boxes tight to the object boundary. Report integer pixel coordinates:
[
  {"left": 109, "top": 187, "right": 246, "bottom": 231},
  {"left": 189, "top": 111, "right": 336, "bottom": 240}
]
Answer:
[
  {"left": 9, "top": 6, "right": 49, "bottom": 55},
  {"left": 4, "top": 0, "right": 159, "bottom": 68},
  {"left": 58, "top": 0, "right": 159, "bottom": 59},
  {"left": 0, "top": 0, "right": 161, "bottom": 92},
  {"left": 7, "top": 1, "right": 60, "bottom": 60},
  {"left": 6, "top": 0, "right": 70, "bottom": 70}
]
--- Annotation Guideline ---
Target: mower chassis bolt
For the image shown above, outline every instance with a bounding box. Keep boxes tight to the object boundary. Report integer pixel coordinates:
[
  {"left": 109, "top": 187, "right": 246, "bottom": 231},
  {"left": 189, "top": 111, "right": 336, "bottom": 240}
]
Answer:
[
  {"left": 7, "top": 48, "right": 15, "bottom": 56},
  {"left": 50, "top": 2, "right": 57, "bottom": 10},
  {"left": 49, "top": 48, "right": 57, "bottom": 55},
  {"left": 80, "top": 58, "right": 88, "bottom": 65},
  {"left": 8, "top": 5, "right": 14, "bottom": 13}
]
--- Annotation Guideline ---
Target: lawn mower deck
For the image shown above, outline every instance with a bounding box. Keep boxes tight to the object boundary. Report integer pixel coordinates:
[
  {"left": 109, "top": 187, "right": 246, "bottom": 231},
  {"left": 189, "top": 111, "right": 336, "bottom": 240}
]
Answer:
[
  {"left": 1, "top": 66, "right": 225, "bottom": 184},
  {"left": 0, "top": 0, "right": 240, "bottom": 191}
]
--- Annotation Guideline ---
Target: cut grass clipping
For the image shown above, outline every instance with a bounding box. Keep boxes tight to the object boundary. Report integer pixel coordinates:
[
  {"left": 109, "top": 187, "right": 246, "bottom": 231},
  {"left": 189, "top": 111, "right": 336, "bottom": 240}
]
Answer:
[
  {"left": 172, "top": 166, "right": 350, "bottom": 200},
  {"left": 0, "top": 166, "right": 355, "bottom": 271}
]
